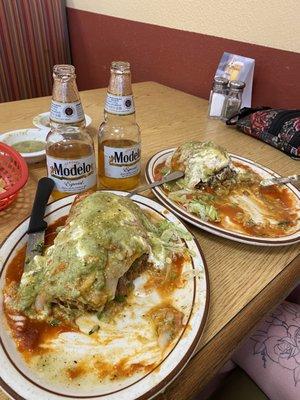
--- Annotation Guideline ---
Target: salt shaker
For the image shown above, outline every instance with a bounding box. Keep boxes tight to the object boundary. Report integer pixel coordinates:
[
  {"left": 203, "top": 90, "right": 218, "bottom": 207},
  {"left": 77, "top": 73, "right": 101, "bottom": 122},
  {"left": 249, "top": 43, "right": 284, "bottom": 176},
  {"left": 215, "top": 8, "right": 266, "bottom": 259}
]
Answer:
[
  {"left": 221, "top": 80, "right": 245, "bottom": 121},
  {"left": 208, "top": 76, "right": 229, "bottom": 119}
]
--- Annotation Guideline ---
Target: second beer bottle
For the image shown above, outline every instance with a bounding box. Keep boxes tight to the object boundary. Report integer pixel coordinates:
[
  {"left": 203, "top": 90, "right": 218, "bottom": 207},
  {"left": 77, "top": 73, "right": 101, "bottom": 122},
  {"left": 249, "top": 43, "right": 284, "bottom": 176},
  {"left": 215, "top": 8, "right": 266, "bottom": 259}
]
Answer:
[{"left": 98, "top": 61, "right": 141, "bottom": 190}]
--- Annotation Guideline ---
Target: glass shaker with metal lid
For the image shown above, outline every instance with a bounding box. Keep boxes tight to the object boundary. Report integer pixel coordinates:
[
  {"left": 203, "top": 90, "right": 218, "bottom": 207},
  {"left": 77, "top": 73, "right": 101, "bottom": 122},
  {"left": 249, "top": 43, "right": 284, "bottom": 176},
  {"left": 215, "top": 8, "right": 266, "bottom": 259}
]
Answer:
[
  {"left": 208, "top": 76, "right": 229, "bottom": 119},
  {"left": 221, "top": 80, "right": 245, "bottom": 121}
]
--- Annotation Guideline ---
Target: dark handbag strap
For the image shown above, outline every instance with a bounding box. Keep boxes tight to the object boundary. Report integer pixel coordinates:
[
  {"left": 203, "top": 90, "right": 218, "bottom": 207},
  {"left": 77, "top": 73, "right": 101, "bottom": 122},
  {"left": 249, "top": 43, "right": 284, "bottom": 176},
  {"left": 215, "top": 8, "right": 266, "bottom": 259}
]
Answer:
[{"left": 226, "top": 106, "right": 271, "bottom": 125}]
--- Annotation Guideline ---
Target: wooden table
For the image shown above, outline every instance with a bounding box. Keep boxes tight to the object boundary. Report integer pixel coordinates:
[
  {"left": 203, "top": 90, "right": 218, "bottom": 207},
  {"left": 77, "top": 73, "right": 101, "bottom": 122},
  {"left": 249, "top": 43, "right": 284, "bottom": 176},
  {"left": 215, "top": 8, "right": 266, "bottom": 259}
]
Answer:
[{"left": 0, "top": 82, "right": 299, "bottom": 400}]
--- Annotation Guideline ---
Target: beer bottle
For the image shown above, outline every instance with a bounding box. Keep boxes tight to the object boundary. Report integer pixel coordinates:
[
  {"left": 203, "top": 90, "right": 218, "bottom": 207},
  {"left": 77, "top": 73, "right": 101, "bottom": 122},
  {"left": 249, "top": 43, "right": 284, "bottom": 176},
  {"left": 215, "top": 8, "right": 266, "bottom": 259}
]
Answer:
[
  {"left": 98, "top": 61, "right": 141, "bottom": 190},
  {"left": 49, "top": 64, "right": 85, "bottom": 129},
  {"left": 46, "top": 65, "right": 96, "bottom": 199}
]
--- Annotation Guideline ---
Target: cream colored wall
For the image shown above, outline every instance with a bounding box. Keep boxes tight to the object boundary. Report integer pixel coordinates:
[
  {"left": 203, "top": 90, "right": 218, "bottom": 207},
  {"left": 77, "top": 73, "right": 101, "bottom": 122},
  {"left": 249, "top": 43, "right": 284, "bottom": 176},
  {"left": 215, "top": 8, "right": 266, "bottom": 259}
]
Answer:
[{"left": 67, "top": 0, "right": 300, "bottom": 53}]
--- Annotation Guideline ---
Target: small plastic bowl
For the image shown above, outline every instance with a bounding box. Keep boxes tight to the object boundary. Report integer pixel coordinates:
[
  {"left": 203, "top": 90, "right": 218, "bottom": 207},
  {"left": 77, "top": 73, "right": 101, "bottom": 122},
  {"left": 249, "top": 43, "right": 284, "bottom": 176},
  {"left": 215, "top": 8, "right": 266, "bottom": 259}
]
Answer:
[
  {"left": 0, "top": 142, "right": 29, "bottom": 211},
  {"left": 0, "top": 128, "right": 49, "bottom": 164}
]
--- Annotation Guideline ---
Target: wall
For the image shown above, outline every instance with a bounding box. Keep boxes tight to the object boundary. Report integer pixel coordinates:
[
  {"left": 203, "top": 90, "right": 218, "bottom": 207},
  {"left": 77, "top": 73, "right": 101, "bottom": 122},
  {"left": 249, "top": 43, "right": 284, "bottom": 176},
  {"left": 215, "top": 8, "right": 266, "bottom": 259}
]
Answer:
[
  {"left": 66, "top": 0, "right": 300, "bottom": 108},
  {"left": 67, "top": 0, "right": 300, "bottom": 53}
]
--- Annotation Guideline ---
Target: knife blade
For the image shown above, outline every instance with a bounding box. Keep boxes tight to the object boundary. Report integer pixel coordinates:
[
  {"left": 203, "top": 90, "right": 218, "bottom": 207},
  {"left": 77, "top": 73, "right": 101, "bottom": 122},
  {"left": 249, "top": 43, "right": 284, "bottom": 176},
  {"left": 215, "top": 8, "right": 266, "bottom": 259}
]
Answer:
[{"left": 25, "top": 177, "right": 54, "bottom": 268}]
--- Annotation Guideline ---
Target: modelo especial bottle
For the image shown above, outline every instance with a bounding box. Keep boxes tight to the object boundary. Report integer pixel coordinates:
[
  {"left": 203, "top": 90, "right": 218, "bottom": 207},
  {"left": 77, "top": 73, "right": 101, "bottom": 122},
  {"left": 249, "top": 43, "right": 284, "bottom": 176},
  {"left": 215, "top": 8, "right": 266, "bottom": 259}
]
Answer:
[
  {"left": 46, "top": 64, "right": 96, "bottom": 199},
  {"left": 98, "top": 61, "right": 141, "bottom": 190}
]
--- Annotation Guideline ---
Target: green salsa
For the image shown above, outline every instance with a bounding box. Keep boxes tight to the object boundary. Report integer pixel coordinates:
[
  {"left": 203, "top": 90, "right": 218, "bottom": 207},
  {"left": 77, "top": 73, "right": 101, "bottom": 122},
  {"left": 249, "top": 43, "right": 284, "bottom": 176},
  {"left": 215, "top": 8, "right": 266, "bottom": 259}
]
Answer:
[
  {"left": 12, "top": 192, "right": 191, "bottom": 322},
  {"left": 12, "top": 140, "right": 45, "bottom": 153}
]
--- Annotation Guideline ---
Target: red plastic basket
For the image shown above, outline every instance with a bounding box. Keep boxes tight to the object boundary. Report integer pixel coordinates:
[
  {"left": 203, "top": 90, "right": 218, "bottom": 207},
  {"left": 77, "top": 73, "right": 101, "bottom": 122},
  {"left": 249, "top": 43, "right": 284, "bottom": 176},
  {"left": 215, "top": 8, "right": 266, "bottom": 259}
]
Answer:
[{"left": 0, "top": 142, "right": 29, "bottom": 211}]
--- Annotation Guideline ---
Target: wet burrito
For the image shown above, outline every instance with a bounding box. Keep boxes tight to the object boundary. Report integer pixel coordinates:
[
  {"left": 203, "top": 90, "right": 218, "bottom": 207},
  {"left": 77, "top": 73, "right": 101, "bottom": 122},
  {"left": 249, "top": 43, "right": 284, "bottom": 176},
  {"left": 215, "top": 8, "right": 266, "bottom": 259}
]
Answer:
[{"left": 10, "top": 192, "right": 190, "bottom": 322}]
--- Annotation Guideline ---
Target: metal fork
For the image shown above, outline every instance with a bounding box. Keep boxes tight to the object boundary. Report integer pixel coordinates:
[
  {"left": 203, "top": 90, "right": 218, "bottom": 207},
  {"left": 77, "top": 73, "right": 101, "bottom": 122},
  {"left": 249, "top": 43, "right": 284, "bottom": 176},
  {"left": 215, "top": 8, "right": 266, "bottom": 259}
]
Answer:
[
  {"left": 260, "top": 174, "right": 300, "bottom": 187},
  {"left": 125, "top": 171, "right": 184, "bottom": 198}
]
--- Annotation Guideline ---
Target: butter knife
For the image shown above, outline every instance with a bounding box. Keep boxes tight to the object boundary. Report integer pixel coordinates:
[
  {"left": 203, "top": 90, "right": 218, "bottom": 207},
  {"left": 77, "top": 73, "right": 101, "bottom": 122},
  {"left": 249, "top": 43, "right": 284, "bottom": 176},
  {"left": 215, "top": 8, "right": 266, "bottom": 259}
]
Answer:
[
  {"left": 260, "top": 174, "right": 300, "bottom": 187},
  {"left": 25, "top": 177, "right": 54, "bottom": 267}
]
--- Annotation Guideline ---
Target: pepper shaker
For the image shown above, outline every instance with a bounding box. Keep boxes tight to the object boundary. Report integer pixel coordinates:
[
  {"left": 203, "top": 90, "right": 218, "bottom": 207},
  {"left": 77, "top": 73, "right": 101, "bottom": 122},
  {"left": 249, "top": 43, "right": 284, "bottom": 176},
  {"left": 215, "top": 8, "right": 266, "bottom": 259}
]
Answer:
[
  {"left": 208, "top": 76, "right": 229, "bottom": 119},
  {"left": 221, "top": 80, "right": 245, "bottom": 121}
]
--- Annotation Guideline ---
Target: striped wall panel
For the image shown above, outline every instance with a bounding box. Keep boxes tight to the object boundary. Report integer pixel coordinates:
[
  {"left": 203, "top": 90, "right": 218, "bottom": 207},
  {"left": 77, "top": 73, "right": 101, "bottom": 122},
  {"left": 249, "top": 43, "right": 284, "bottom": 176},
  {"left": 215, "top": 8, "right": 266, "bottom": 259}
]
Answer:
[{"left": 0, "top": 0, "right": 70, "bottom": 102}]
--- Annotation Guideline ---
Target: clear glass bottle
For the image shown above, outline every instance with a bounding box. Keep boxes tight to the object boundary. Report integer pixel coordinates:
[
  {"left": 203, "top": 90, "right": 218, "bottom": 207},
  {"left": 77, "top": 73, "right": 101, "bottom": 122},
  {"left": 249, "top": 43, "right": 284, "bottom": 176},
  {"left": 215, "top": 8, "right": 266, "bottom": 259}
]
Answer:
[
  {"left": 98, "top": 61, "right": 141, "bottom": 190},
  {"left": 46, "top": 65, "right": 96, "bottom": 199},
  {"left": 221, "top": 80, "right": 245, "bottom": 121},
  {"left": 208, "top": 76, "right": 228, "bottom": 119}
]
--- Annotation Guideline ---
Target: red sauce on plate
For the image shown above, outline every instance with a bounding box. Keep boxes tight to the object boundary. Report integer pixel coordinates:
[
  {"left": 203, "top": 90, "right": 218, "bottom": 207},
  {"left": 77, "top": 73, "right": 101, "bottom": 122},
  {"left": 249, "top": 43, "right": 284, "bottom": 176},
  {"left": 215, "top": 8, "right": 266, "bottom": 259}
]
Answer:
[
  {"left": 154, "top": 160, "right": 298, "bottom": 237},
  {"left": 4, "top": 215, "right": 73, "bottom": 357},
  {"left": 3, "top": 214, "right": 187, "bottom": 365}
]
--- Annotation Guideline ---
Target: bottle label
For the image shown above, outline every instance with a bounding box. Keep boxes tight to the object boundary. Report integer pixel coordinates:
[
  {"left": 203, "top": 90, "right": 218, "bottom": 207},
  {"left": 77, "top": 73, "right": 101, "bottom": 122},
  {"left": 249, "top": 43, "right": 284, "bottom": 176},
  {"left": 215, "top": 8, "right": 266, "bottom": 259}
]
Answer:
[
  {"left": 104, "top": 144, "right": 141, "bottom": 178},
  {"left": 105, "top": 94, "right": 135, "bottom": 115},
  {"left": 46, "top": 154, "right": 96, "bottom": 193},
  {"left": 50, "top": 100, "right": 85, "bottom": 123}
]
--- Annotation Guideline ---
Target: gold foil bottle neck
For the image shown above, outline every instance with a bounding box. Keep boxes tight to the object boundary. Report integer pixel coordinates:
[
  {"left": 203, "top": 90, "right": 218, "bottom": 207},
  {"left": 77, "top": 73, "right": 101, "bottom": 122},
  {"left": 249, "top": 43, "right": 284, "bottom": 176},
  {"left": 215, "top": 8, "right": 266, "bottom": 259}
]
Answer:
[
  {"left": 53, "top": 64, "right": 76, "bottom": 81},
  {"left": 52, "top": 64, "right": 80, "bottom": 103},
  {"left": 111, "top": 61, "right": 131, "bottom": 74},
  {"left": 109, "top": 61, "right": 132, "bottom": 96}
]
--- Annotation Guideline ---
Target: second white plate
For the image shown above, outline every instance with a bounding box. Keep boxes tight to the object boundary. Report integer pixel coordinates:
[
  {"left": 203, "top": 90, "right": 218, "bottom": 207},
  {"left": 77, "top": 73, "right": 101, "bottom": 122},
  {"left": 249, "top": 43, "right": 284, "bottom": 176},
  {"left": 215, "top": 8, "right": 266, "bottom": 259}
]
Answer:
[
  {"left": 33, "top": 112, "right": 92, "bottom": 129},
  {"left": 145, "top": 148, "right": 300, "bottom": 246}
]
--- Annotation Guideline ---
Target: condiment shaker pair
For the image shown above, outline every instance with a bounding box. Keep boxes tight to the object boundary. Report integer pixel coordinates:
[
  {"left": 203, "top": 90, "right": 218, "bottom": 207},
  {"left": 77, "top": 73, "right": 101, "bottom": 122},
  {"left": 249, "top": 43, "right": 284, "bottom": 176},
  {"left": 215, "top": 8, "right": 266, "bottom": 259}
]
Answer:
[{"left": 208, "top": 76, "right": 245, "bottom": 121}]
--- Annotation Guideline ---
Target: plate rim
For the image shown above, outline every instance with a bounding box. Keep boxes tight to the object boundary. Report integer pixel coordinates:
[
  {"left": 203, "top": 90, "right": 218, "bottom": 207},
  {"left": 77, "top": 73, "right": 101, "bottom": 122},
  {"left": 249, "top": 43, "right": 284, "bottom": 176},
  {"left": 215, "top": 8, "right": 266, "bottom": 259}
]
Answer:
[
  {"left": 0, "top": 128, "right": 47, "bottom": 137},
  {"left": 0, "top": 190, "right": 210, "bottom": 400},
  {"left": 145, "top": 148, "right": 300, "bottom": 246},
  {"left": 32, "top": 112, "right": 92, "bottom": 128}
]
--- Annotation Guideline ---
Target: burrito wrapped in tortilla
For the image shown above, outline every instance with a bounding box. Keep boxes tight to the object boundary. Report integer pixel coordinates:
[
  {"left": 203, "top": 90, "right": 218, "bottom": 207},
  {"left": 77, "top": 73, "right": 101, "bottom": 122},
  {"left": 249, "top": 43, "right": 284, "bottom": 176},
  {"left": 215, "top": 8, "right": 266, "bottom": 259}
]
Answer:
[{"left": 12, "top": 191, "right": 190, "bottom": 322}]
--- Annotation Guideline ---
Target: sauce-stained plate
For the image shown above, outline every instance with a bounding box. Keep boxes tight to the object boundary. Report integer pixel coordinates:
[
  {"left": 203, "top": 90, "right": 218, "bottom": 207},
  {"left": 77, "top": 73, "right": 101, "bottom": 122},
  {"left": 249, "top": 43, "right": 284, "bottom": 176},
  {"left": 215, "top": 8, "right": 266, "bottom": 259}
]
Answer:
[
  {"left": 145, "top": 149, "right": 300, "bottom": 246},
  {"left": 0, "top": 191, "right": 209, "bottom": 400}
]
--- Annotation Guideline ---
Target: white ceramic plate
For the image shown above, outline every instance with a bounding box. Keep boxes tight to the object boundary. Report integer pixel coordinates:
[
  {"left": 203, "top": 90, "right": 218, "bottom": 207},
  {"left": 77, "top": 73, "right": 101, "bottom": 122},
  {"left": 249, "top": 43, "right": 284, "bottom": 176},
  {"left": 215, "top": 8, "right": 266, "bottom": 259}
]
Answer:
[
  {"left": 0, "top": 129, "right": 48, "bottom": 164},
  {"left": 145, "top": 149, "right": 300, "bottom": 246},
  {"left": 33, "top": 112, "right": 92, "bottom": 129},
  {"left": 0, "top": 191, "right": 209, "bottom": 400}
]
